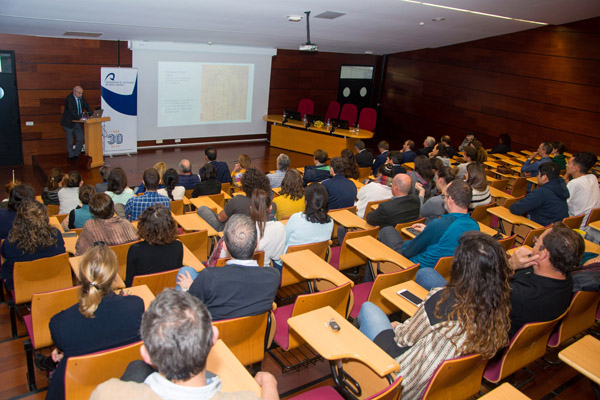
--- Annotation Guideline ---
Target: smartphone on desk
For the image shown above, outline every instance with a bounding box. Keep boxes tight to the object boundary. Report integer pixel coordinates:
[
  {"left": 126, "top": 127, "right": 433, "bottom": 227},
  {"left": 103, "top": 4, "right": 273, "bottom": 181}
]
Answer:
[
  {"left": 397, "top": 289, "right": 423, "bottom": 306},
  {"left": 407, "top": 227, "right": 420, "bottom": 236}
]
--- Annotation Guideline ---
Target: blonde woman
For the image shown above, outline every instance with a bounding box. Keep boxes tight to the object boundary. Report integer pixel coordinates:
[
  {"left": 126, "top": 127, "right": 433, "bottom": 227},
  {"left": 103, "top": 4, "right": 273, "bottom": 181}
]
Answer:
[
  {"left": 231, "top": 154, "right": 252, "bottom": 189},
  {"left": 136, "top": 161, "right": 167, "bottom": 193},
  {"left": 47, "top": 244, "right": 144, "bottom": 400}
]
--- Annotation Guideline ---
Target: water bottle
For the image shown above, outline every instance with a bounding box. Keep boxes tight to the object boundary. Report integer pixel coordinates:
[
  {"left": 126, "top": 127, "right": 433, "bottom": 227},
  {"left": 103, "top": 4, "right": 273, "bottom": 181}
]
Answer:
[
  {"left": 326, "top": 119, "right": 331, "bottom": 130},
  {"left": 356, "top": 123, "right": 359, "bottom": 132},
  {"left": 303, "top": 114, "right": 308, "bottom": 126}
]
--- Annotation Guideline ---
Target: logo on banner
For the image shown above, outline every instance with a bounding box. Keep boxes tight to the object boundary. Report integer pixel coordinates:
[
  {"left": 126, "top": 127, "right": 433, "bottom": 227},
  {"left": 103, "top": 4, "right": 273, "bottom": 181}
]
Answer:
[{"left": 105, "top": 73, "right": 116, "bottom": 81}]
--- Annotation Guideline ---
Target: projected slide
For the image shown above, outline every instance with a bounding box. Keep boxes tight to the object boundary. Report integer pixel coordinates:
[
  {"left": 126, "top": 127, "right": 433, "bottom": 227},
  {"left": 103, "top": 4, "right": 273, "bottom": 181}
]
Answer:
[{"left": 158, "top": 62, "right": 253, "bottom": 127}]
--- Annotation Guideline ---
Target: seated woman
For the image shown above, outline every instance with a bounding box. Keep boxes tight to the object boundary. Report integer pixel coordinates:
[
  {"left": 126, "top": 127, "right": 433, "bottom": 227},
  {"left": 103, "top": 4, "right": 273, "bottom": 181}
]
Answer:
[
  {"left": 125, "top": 204, "right": 183, "bottom": 287},
  {"left": 47, "top": 244, "right": 144, "bottom": 400},
  {"left": 357, "top": 232, "right": 511, "bottom": 400},
  {"left": 1, "top": 199, "right": 66, "bottom": 291},
  {"left": 470, "top": 140, "right": 488, "bottom": 163},
  {"left": 157, "top": 168, "right": 185, "bottom": 200},
  {"left": 63, "top": 184, "right": 96, "bottom": 230},
  {"left": 416, "top": 166, "right": 455, "bottom": 224},
  {"left": 465, "top": 162, "right": 492, "bottom": 212},
  {"left": 341, "top": 148, "right": 360, "bottom": 180},
  {"left": 407, "top": 156, "right": 434, "bottom": 199},
  {"left": 75, "top": 193, "right": 139, "bottom": 256},
  {"left": 58, "top": 170, "right": 83, "bottom": 215},
  {"left": 251, "top": 189, "right": 285, "bottom": 267},
  {"left": 192, "top": 163, "right": 222, "bottom": 197},
  {"left": 231, "top": 154, "right": 252, "bottom": 190},
  {"left": 0, "top": 184, "right": 34, "bottom": 240},
  {"left": 105, "top": 167, "right": 135, "bottom": 206},
  {"left": 272, "top": 169, "right": 305, "bottom": 220},
  {"left": 283, "top": 183, "right": 334, "bottom": 254},
  {"left": 41, "top": 168, "right": 64, "bottom": 205}
]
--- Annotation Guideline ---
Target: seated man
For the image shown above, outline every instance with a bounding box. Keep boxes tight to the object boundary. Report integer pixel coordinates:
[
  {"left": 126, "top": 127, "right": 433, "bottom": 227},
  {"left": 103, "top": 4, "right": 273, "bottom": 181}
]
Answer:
[
  {"left": 178, "top": 159, "right": 200, "bottom": 190},
  {"left": 372, "top": 140, "right": 390, "bottom": 174},
  {"left": 507, "top": 223, "right": 584, "bottom": 336},
  {"left": 379, "top": 180, "right": 479, "bottom": 270},
  {"left": 521, "top": 141, "right": 552, "bottom": 178},
  {"left": 387, "top": 151, "right": 407, "bottom": 176},
  {"left": 510, "top": 162, "right": 569, "bottom": 226},
  {"left": 91, "top": 289, "right": 279, "bottom": 400},
  {"left": 366, "top": 173, "right": 420, "bottom": 229},
  {"left": 177, "top": 214, "right": 280, "bottom": 321},
  {"left": 354, "top": 140, "right": 373, "bottom": 168},
  {"left": 201, "top": 146, "right": 232, "bottom": 184},
  {"left": 125, "top": 168, "right": 170, "bottom": 221},
  {"left": 417, "top": 136, "right": 435, "bottom": 157},
  {"left": 400, "top": 140, "right": 417, "bottom": 164},
  {"left": 566, "top": 152, "right": 600, "bottom": 229},
  {"left": 322, "top": 157, "right": 357, "bottom": 210},
  {"left": 267, "top": 153, "right": 290, "bottom": 189},
  {"left": 440, "top": 135, "right": 455, "bottom": 158},
  {"left": 303, "top": 149, "right": 330, "bottom": 185}
]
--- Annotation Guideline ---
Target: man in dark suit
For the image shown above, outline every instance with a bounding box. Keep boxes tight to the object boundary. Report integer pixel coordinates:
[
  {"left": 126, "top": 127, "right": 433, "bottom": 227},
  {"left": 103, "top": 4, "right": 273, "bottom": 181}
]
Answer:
[
  {"left": 372, "top": 140, "right": 390, "bottom": 174},
  {"left": 201, "top": 146, "right": 232, "bottom": 184},
  {"left": 366, "top": 174, "right": 420, "bottom": 229},
  {"left": 61, "top": 86, "right": 93, "bottom": 160},
  {"left": 354, "top": 140, "right": 373, "bottom": 168}
]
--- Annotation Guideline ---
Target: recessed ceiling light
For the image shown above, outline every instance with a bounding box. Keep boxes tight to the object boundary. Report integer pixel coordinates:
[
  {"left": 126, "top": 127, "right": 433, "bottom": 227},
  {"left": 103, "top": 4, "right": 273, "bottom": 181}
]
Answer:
[
  {"left": 432, "top": 17, "right": 445, "bottom": 22},
  {"left": 287, "top": 15, "right": 303, "bottom": 22}
]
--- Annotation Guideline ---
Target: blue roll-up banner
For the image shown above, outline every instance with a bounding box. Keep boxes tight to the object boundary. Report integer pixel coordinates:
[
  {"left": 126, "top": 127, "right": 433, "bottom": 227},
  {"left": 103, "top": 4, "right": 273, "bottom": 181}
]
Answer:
[{"left": 101, "top": 68, "right": 138, "bottom": 155}]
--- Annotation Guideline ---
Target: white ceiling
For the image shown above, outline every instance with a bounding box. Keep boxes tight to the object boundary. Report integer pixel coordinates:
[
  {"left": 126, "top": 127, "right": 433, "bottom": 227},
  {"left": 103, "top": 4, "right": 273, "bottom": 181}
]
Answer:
[{"left": 1, "top": 0, "right": 599, "bottom": 55}]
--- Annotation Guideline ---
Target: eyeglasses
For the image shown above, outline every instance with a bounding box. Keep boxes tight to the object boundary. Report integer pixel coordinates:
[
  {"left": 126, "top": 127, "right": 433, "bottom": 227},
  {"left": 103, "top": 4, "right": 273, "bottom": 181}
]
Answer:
[{"left": 93, "top": 241, "right": 106, "bottom": 247}]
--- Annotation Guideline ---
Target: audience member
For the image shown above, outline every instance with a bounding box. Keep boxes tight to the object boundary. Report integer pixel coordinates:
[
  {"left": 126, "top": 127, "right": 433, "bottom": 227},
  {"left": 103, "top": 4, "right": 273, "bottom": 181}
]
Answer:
[
  {"left": 177, "top": 159, "right": 200, "bottom": 190},
  {"left": 470, "top": 140, "right": 488, "bottom": 163},
  {"left": 387, "top": 151, "right": 407, "bottom": 176},
  {"left": 125, "top": 168, "right": 171, "bottom": 221},
  {"left": 465, "top": 163, "right": 492, "bottom": 211},
  {"left": 272, "top": 169, "right": 305, "bottom": 220},
  {"left": 267, "top": 153, "right": 290, "bottom": 189},
  {"left": 322, "top": 157, "right": 357, "bottom": 210},
  {"left": 202, "top": 146, "right": 232, "bottom": 184},
  {"left": 490, "top": 133, "right": 512, "bottom": 154},
  {"left": 136, "top": 162, "right": 167, "bottom": 194},
  {"left": 429, "top": 142, "right": 451, "bottom": 167},
  {"left": 417, "top": 166, "right": 455, "bottom": 224},
  {"left": 510, "top": 162, "right": 569, "bottom": 226},
  {"left": 551, "top": 141, "right": 567, "bottom": 170},
  {"left": 417, "top": 136, "right": 435, "bottom": 157},
  {"left": 354, "top": 140, "right": 373, "bottom": 168},
  {"left": 0, "top": 184, "right": 34, "bottom": 240},
  {"left": 507, "top": 223, "right": 584, "bottom": 336},
  {"left": 76, "top": 193, "right": 139, "bottom": 255},
  {"left": 157, "top": 168, "right": 185, "bottom": 200},
  {"left": 372, "top": 140, "right": 390, "bottom": 174},
  {"left": 440, "top": 135, "right": 455, "bottom": 158},
  {"left": 95, "top": 166, "right": 111, "bottom": 193},
  {"left": 341, "top": 148, "right": 360, "bottom": 180},
  {"left": 366, "top": 174, "right": 420, "bottom": 229},
  {"left": 105, "top": 167, "right": 135, "bottom": 206},
  {"left": 355, "top": 164, "right": 394, "bottom": 219},
  {"left": 458, "top": 133, "right": 475, "bottom": 151},
  {"left": 0, "top": 179, "right": 21, "bottom": 209},
  {"left": 231, "top": 154, "right": 252, "bottom": 189},
  {"left": 357, "top": 231, "right": 510, "bottom": 400},
  {"left": 455, "top": 146, "right": 476, "bottom": 180},
  {"left": 48, "top": 244, "right": 144, "bottom": 400},
  {"left": 91, "top": 289, "right": 278, "bottom": 400},
  {"left": 58, "top": 170, "right": 83, "bottom": 214},
  {"left": 572, "top": 254, "right": 600, "bottom": 292},
  {"left": 192, "top": 163, "right": 222, "bottom": 197},
  {"left": 566, "top": 152, "right": 600, "bottom": 229},
  {"left": 42, "top": 168, "right": 64, "bottom": 205},
  {"left": 177, "top": 214, "right": 280, "bottom": 321},
  {"left": 521, "top": 141, "right": 552, "bottom": 178},
  {"left": 63, "top": 184, "right": 95, "bottom": 230},
  {"left": 250, "top": 189, "right": 285, "bottom": 267},
  {"left": 407, "top": 155, "right": 434, "bottom": 198},
  {"left": 1, "top": 200, "right": 65, "bottom": 291},
  {"left": 303, "top": 149, "right": 330, "bottom": 185},
  {"left": 125, "top": 204, "right": 183, "bottom": 287},
  {"left": 400, "top": 140, "right": 417, "bottom": 163}
]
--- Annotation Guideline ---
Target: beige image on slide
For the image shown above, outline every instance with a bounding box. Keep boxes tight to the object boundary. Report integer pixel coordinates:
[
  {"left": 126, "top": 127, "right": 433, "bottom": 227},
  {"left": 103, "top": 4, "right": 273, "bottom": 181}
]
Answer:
[{"left": 201, "top": 64, "right": 249, "bottom": 121}]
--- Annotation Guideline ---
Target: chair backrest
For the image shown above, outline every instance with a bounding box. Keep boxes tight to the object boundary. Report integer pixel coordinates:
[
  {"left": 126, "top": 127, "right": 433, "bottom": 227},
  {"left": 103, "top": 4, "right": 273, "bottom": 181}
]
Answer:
[
  {"left": 287, "top": 282, "right": 353, "bottom": 350},
  {"left": 110, "top": 240, "right": 142, "bottom": 280},
  {"left": 364, "top": 199, "right": 389, "bottom": 221},
  {"left": 433, "top": 257, "right": 453, "bottom": 281},
  {"left": 177, "top": 231, "right": 209, "bottom": 262},
  {"left": 359, "top": 167, "right": 372, "bottom": 181},
  {"left": 522, "top": 226, "right": 551, "bottom": 247},
  {"left": 30, "top": 286, "right": 80, "bottom": 349},
  {"left": 324, "top": 100, "right": 340, "bottom": 121},
  {"left": 490, "top": 179, "right": 509, "bottom": 191},
  {"left": 215, "top": 251, "right": 265, "bottom": 267},
  {"left": 339, "top": 103, "right": 358, "bottom": 126},
  {"left": 358, "top": 107, "right": 377, "bottom": 132},
  {"left": 368, "top": 264, "right": 419, "bottom": 315},
  {"left": 297, "top": 98, "right": 314, "bottom": 118},
  {"left": 212, "top": 311, "right": 272, "bottom": 366},
  {"left": 367, "top": 375, "right": 403, "bottom": 400},
  {"left": 501, "top": 195, "right": 525, "bottom": 210},
  {"left": 131, "top": 268, "right": 179, "bottom": 296},
  {"left": 286, "top": 240, "right": 330, "bottom": 261},
  {"left": 470, "top": 200, "right": 496, "bottom": 224},
  {"left": 72, "top": 228, "right": 83, "bottom": 236},
  {"left": 171, "top": 199, "right": 184, "bottom": 216},
  {"left": 509, "top": 177, "right": 528, "bottom": 197},
  {"left": 207, "top": 192, "right": 225, "bottom": 208},
  {"left": 64, "top": 341, "right": 143, "bottom": 400},
  {"left": 497, "top": 234, "right": 517, "bottom": 252},
  {"left": 421, "top": 354, "right": 485, "bottom": 400},
  {"left": 561, "top": 214, "right": 585, "bottom": 230},
  {"left": 548, "top": 291, "right": 600, "bottom": 347},
  {"left": 585, "top": 208, "right": 600, "bottom": 226},
  {"left": 13, "top": 253, "right": 73, "bottom": 305},
  {"left": 221, "top": 183, "right": 232, "bottom": 195},
  {"left": 46, "top": 204, "right": 60, "bottom": 217},
  {"left": 338, "top": 227, "right": 380, "bottom": 271},
  {"left": 184, "top": 188, "right": 194, "bottom": 199}
]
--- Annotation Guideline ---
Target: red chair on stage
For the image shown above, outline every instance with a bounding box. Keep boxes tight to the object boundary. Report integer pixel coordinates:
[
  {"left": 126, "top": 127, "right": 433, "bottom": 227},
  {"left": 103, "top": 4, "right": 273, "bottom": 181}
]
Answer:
[
  {"left": 358, "top": 107, "right": 377, "bottom": 132},
  {"left": 340, "top": 103, "right": 358, "bottom": 126},
  {"left": 324, "top": 100, "right": 340, "bottom": 122},
  {"left": 297, "top": 98, "right": 314, "bottom": 118}
]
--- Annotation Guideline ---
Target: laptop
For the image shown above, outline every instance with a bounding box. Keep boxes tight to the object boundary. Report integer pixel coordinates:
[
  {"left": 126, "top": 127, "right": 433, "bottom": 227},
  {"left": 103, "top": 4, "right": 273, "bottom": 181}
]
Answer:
[
  {"left": 90, "top": 109, "right": 104, "bottom": 118},
  {"left": 330, "top": 118, "right": 349, "bottom": 130},
  {"left": 283, "top": 109, "right": 302, "bottom": 122},
  {"left": 306, "top": 114, "right": 324, "bottom": 125}
]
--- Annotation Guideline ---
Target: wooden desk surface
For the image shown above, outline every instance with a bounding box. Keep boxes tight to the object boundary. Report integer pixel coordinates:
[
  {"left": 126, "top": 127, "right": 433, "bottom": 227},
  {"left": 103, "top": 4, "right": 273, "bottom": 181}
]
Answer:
[
  {"left": 401, "top": 223, "right": 499, "bottom": 239},
  {"left": 288, "top": 306, "right": 400, "bottom": 377},
  {"left": 190, "top": 197, "right": 224, "bottom": 214},
  {"left": 69, "top": 256, "right": 126, "bottom": 288},
  {"left": 511, "top": 166, "right": 523, "bottom": 175},
  {"left": 585, "top": 238, "right": 600, "bottom": 254},
  {"left": 206, "top": 339, "right": 261, "bottom": 395},
  {"left": 501, "top": 159, "right": 522, "bottom": 167},
  {"left": 526, "top": 177, "right": 538, "bottom": 187},
  {"left": 589, "top": 220, "right": 600, "bottom": 232},
  {"left": 404, "top": 162, "right": 414, "bottom": 171},
  {"left": 49, "top": 216, "right": 65, "bottom": 233},
  {"left": 487, "top": 206, "right": 543, "bottom": 229},
  {"left": 346, "top": 236, "right": 413, "bottom": 269},
  {"left": 172, "top": 213, "right": 218, "bottom": 236},
  {"left": 380, "top": 281, "right": 429, "bottom": 317},
  {"left": 558, "top": 335, "right": 600, "bottom": 385},
  {"left": 484, "top": 161, "right": 501, "bottom": 169},
  {"left": 182, "top": 243, "right": 205, "bottom": 272},
  {"left": 349, "top": 178, "right": 365, "bottom": 190},
  {"left": 486, "top": 176, "right": 499, "bottom": 183},
  {"left": 489, "top": 187, "right": 516, "bottom": 200},
  {"left": 520, "top": 150, "right": 533, "bottom": 156},
  {"left": 328, "top": 209, "right": 374, "bottom": 230},
  {"left": 64, "top": 236, "right": 77, "bottom": 255},
  {"left": 263, "top": 115, "right": 374, "bottom": 139},
  {"left": 115, "top": 285, "right": 155, "bottom": 310},
  {"left": 479, "top": 383, "right": 531, "bottom": 399},
  {"left": 279, "top": 250, "right": 352, "bottom": 288}
]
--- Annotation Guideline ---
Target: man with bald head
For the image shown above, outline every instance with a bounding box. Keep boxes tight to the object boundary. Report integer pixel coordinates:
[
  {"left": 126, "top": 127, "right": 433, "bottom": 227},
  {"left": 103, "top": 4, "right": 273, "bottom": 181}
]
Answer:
[
  {"left": 178, "top": 159, "right": 200, "bottom": 190},
  {"left": 61, "top": 85, "right": 93, "bottom": 160},
  {"left": 366, "top": 173, "right": 420, "bottom": 228}
]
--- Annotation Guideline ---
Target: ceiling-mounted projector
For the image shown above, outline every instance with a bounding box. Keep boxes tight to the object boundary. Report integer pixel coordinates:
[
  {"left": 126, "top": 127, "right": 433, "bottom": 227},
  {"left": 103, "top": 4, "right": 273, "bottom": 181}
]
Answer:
[
  {"left": 299, "top": 44, "right": 319, "bottom": 52},
  {"left": 300, "top": 11, "right": 318, "bottom": 52}
]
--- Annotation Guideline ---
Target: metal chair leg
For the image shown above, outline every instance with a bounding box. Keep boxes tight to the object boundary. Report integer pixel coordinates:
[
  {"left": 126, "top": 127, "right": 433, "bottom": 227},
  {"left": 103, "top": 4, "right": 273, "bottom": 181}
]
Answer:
[{"left": 24, "top": 339, "right": 37, "bottom": 391}]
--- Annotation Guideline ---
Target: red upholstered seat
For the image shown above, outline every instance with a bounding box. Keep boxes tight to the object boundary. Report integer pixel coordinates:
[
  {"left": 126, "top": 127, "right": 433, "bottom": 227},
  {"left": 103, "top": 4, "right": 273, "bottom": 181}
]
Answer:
[
  {"left": 328, "top": 246, "right": 341, "bottom": 269},
  {"left": 339, "top": 103, "right": 358, "bottom": 126},
  {"left": 324, "top": 101, "right": 340, "bottom": 122},
  {"left": 273, "top": 304, "right": 294, "bottom": 350},
  {"left": 291, "top": 386, "right": 342, "bottom": 399},
  {"left": 297, "top": 98, "right": 314, "bottom": 118},
  {"left": 350, "top": 282, "right": 373, "bottom": 318},
  {"left": 358, "top": 107, "right": 377, "bottom": 132},
  {"left": 23, "top": 314, "right": 34, "bottom": 348}
]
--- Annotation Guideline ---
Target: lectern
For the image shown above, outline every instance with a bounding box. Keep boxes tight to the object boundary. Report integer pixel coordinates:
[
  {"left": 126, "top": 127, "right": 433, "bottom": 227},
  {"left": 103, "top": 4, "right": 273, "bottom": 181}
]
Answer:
[{"left": 74, "top": 117, "right": 110, "bottom": 168}]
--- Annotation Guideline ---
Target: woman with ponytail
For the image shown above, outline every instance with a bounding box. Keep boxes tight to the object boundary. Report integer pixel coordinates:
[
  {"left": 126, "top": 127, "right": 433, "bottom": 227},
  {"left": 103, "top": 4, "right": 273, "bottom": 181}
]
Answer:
[
  {"left": 47, "top": 244, "right": 144, "bottom": 400},
  {"left": 157, "top": 168, "right": 185, "bottom": 200},
  {"left": 250, "top": 188, "right": 285, "bottom": 267}
]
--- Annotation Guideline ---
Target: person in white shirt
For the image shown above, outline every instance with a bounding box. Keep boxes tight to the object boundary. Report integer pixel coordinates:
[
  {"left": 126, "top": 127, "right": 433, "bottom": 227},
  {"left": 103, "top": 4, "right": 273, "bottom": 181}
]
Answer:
[
  {"left": 355, "top": 163, "right": 394, "bottom": 218},
  {"left": 566, "top": 152, "right": 600, "bottom": 229}
]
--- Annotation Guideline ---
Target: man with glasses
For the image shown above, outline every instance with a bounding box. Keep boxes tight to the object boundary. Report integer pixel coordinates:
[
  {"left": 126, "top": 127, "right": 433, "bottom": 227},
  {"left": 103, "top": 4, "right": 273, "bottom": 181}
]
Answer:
[{"left": 61, "top": 86, "right": 93, "bottom": 160}]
